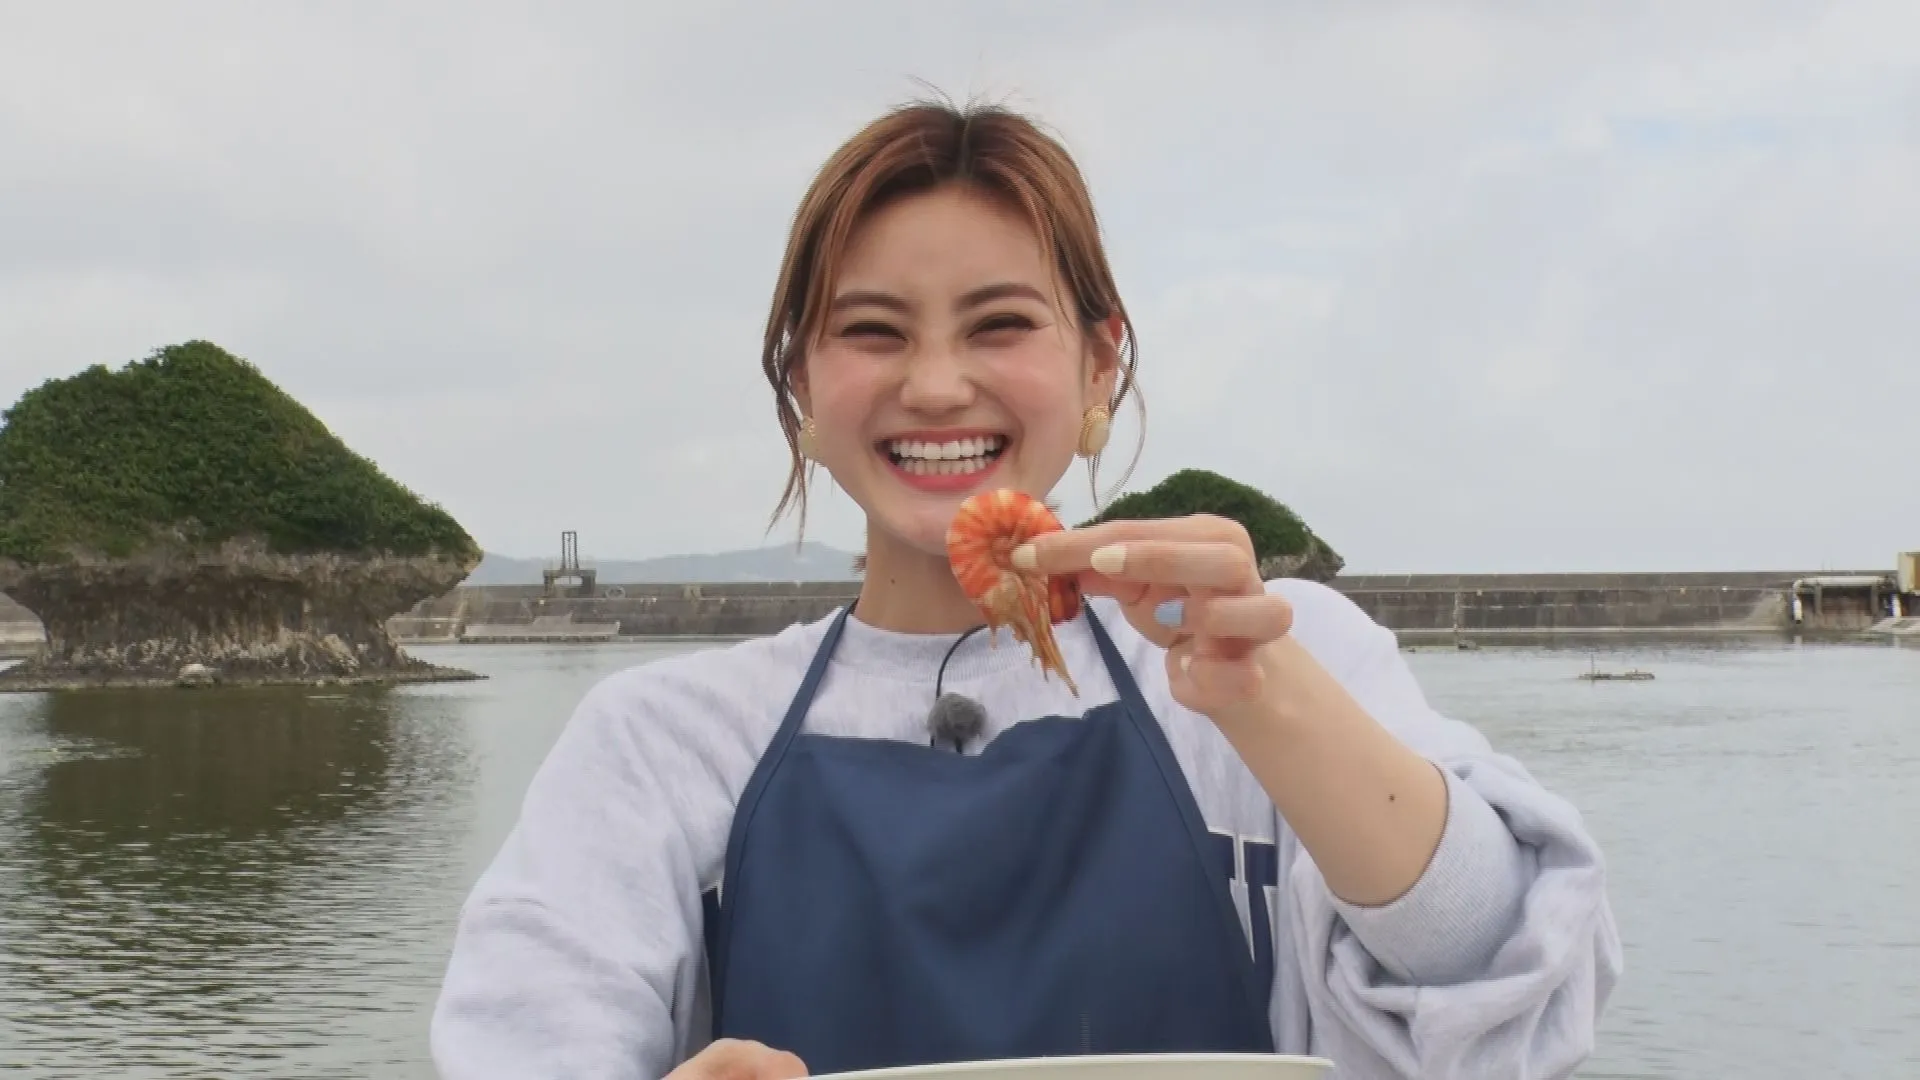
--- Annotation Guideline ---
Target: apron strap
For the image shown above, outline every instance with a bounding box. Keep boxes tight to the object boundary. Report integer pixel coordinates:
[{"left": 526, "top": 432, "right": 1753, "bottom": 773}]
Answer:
[
  {"left": 710, "top": 603, "right": 853, "bottom": 1023},
  {"left": 1081, "top": 603, "right": 1147, "bottom": 710},
  {"left": 1083, "top": 603, "right": 1275, "bottom": 1023}
]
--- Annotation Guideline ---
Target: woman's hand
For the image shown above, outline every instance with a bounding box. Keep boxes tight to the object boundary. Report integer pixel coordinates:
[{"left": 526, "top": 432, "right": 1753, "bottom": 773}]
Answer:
[
  {"left": 1013, "top": 513, "right": 1293, "bottom": 718},
  {"left": 1020, "top": 513, "right": 1454, "bottom": 908},
  {"left": 666, "top": 1039, "right": 808, "bottom": 1080}
]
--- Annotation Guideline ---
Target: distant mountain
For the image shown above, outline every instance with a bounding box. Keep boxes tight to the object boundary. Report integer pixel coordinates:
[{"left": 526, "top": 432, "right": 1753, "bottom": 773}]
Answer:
[{"left": 461, "top": 541, "right": 861, "bottom": 586}]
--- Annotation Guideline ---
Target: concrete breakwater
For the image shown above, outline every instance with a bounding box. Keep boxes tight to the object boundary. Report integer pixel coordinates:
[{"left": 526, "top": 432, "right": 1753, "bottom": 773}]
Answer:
[
  {"left": 0, "top": 593, "right": 48, "bottom": 657},
  {"left": 1334, "top": 571, "right": 1865, "bottom": 643},
  {"left": 0, "top": 571, "right": 1898, "bottom": 659},
  {"left": 386, "top": 581, "right": 861, "bottom": 642},
  {"left": 389, "top": 570, "right": 1898, "bottom": 645}
]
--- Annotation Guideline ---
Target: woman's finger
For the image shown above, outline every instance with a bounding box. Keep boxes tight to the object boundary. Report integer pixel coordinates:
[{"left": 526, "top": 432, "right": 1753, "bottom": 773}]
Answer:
[
  {"left": 1064, "top": 514, "right": 1249, "bottom": 550},
  {"left": 1081, "top": 540, "right": 1259, "bottom": 592},
  {"left": 1015, "top": 517, "right": 1253, "bottom": 577},
  {"left": 1169, "top": 643, "right": 1265, "bottom": 703},
  {"left": 1168, "top": 593, "right": 1295, "bottom": 645},
  {"left": 1070, "top": 570, "right": 1157, "bottom": 606}
]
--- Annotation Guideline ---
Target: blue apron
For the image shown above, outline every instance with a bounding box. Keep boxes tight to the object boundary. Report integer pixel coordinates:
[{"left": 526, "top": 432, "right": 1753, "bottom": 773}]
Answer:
[{"left": 705, "top": 605, "right": 1274, "bottom": 1074}]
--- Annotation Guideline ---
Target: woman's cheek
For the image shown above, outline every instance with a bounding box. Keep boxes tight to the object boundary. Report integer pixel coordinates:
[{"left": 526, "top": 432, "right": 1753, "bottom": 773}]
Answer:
[{"left": 981, "top": 342, "right": 1083, "bottom": 407}]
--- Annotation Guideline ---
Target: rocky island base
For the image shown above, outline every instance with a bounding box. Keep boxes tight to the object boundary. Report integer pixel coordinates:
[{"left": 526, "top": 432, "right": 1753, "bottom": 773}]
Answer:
[
  {"left": 0, "top": 544, "right": 484, "bottom": 694},
  {"left": 0, "top": 662, "right": 482, "bottom": 694}
]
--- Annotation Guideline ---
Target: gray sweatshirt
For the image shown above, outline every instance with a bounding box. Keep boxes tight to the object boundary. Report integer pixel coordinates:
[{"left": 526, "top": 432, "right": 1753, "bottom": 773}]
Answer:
[{"left": 431, "top": 578, "right": 1622, "bottom": 1079}]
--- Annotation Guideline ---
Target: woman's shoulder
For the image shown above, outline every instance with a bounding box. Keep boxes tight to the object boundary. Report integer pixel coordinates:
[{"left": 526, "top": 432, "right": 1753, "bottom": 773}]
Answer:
[
  {"left": 591, "top": 614, "right": 830, "bottom": 704},
  {"left": 566, "top": 611, "right": 835, "bottom": 766}
]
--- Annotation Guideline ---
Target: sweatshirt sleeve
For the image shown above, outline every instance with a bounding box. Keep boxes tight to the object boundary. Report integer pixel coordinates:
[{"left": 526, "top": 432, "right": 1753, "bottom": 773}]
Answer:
[
  {"left": 1268, "top": 580, "right": 1624, "bottom": 1079},
  {"left": 430, "top": 664, "right": 735, "bottom": 1080}
]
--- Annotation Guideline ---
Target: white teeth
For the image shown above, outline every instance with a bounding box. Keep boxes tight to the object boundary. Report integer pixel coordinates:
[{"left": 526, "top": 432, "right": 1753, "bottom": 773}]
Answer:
[
  {"left": 880, "top": 434, "right": 1007, "bottom": 481},
  {"left": 885, "top": 435, "right": 1005, "bottom": 461},
  {"left": 895, "top": 453, "right": 996, "bottom": 476}
]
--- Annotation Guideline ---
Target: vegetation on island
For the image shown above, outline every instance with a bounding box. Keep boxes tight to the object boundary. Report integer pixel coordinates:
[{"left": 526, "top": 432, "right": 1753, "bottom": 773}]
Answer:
[
  {"left": 0, "top": 341, "right": 478, "bottom": 564},
  {"left": 1082, "top": 468, "right": 1342, "bottom": 572}
]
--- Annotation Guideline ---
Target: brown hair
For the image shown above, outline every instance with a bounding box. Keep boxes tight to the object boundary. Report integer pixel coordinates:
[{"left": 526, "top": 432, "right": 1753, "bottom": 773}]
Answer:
[{"left": 761, "top": 95, "right": 1143, "bottom": 536}]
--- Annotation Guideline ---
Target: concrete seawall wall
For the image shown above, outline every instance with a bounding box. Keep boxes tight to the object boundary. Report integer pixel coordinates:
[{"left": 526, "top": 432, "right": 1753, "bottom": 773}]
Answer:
[
  {"left": 0, "top": 571, "right": 1892, "bottom": 658},
  {"left": 0, "top": 594, "right": 47, "bottom": 656},
  {"left": 388, "top": 570, "right": 1891, "bottom": 644},
  {"left": 388, "top": 581, "right": 862, "bottom": 641},
  {"left": 1333, "top": 572, "right": 1803, "bottom": 642}
]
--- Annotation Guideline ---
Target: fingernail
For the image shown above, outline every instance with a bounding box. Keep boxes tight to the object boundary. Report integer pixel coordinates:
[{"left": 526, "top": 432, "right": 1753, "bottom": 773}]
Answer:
[
  {"left": 1009, "top": 544, "right": 1037, "bottom": 570},
  {"left": 1179, "top": 654, "right": 1193, "bottom": 675},
  {"left": 1089, "top": 544, "right": 1126, "bottom": 576},
  {"left": 1153, "top": 599, "right": 1185, "bottom": 629}
]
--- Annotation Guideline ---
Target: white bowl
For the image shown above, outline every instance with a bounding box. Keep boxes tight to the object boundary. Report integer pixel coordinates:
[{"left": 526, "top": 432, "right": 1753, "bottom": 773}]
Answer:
[{"left": 814, "top": 1053, "right": 1333, "bottom": 1080}]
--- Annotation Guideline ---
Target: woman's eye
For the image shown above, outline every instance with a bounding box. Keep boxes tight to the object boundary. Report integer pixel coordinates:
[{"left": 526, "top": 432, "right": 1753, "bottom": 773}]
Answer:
[
  {"left": 841, "top": 321, "right": 902, "bottom": 340},
  {"left": 974, "top": 314, "right": 1036, "bottom": 336}
]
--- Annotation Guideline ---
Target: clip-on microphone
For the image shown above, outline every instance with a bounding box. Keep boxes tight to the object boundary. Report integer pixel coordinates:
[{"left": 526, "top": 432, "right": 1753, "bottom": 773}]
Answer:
[{"left": 926, "top": 625, "right": 988, "bottom": 753}]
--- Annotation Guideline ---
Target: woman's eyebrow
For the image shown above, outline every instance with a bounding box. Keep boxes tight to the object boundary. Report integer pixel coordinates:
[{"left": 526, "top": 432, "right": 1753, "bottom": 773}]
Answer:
[
  {"left": 828, "top": 289, "right": 910, "bottom": 314},
  {"left": 956, "top": 281, "right": 1047, "bottom": 310},
  {"left": 827, "top": 281, "right": 1048, "bottom": 315}
]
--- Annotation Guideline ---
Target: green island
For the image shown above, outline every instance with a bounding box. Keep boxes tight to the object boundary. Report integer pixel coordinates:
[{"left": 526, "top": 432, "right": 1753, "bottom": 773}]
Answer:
[
  {"left": 0, "top": 341, "right": 483, "bottom": 691},
  {"left": 1083, "top": 468, "right": 1345, "bottom": 582}
]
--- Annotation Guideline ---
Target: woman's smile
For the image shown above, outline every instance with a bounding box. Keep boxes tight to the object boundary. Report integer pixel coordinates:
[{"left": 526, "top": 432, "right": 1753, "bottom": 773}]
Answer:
[{"left": 877, "top": 430, "right": 1009, "bottom": 492}]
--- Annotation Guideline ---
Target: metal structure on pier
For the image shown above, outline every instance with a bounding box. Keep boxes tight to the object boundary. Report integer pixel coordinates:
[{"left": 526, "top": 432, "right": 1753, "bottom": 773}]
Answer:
[{"left": 542, "top": 530, "right": 598, "bottom": 597}]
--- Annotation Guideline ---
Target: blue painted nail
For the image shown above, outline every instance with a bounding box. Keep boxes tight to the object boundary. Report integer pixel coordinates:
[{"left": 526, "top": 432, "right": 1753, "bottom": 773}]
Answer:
[{"left": 1153, "top": 599, "right": 1185, "bottom": 629}]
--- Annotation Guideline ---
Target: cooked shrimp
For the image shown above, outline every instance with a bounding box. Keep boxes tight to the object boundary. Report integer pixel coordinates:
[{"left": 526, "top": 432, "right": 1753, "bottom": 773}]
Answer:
[{"left": 946, "top": 489, "right": 1083, "bottom": 694}]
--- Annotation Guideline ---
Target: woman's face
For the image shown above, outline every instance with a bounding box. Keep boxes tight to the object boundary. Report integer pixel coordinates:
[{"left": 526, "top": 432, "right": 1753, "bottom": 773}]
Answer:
[{"left": 794, "top": 184, "right": 1117, "bottom": 559}]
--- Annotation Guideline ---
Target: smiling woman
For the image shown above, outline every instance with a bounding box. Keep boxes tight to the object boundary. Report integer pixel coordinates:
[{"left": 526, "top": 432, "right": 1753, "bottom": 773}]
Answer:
[
  {"left": 432, "top": 97, "right": 1622, "bottom": 1080},
  {"left": 761, "top": 106, "right": 1140, "bottom": 552},
  {"left": 789, "top": 181, "right": 1119, "bottom": 636}
]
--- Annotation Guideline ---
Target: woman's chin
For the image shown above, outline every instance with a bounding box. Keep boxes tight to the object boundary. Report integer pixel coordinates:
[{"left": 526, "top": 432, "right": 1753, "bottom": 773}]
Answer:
[
  {"left": 855, "top": 460, "right": 1048, "bottom": 562},
  {"left": 864, "top": 503, "right": 967, "bottom": 562}
]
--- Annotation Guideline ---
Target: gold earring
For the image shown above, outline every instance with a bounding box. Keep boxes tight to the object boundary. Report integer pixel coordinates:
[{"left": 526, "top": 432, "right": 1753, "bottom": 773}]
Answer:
[
  {"left": 1076, "top": 405, "right": 1111, "bottom": 459},
  {"left": 797, "top": 416, "right": 819, "bottom": 460}
]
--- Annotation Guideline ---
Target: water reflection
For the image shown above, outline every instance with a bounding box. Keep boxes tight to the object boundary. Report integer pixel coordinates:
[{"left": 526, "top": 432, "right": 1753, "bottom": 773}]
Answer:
[
  {"left": 0, "top": 686, "right": 476, "bottom": 1078},
  {"left": 32, "top": 687, "right": 401, "bottom": 835},
  {"left": 1408, "top": 640, "right": 1920, "bottom": 1078},
  {"left": 1, "top": 639, "right": 1915, "bottom": 1077}
]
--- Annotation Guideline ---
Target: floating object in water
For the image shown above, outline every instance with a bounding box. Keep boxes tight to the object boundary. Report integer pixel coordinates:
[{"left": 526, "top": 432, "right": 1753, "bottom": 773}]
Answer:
[
  {"left": 1577, "top": 657, "right": 1654, "bottom": 681},
  {"left": 946, "top": 489, "right": 1082, "bottom": 694}
]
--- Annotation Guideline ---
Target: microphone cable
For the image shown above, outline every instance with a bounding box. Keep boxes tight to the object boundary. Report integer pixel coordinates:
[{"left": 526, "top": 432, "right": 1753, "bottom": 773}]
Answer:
[{"left": 926, "top": 624, "right": 989, "bottom": 752}]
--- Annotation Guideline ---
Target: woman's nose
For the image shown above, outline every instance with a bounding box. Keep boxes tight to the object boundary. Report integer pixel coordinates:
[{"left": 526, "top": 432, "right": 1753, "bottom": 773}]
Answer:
[{"left": 898, "top": 346, "right": 973, "bottom": 412}]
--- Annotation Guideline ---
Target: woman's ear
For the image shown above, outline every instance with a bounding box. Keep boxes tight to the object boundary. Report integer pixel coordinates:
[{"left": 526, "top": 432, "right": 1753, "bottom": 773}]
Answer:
[
  {"left": 1086, "top": 314, "right": 1123, "bottom": 404},
  {"left": 788, "top": 356, "right": 813, "bottom": 418}
]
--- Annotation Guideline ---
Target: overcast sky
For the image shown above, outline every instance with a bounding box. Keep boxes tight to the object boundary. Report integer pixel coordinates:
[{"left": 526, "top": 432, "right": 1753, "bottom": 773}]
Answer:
[{"left": 3, "top": 2, "right": 1915, "bottom": 573}]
